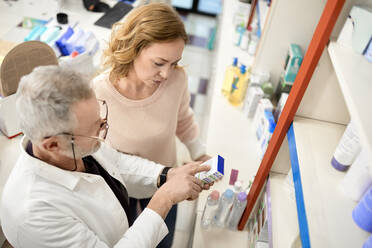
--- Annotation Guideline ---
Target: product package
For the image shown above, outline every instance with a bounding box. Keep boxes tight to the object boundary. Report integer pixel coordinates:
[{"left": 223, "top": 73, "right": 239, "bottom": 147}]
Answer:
[{"left": 195, "top": 155, "right": 224, "bottom": 184}]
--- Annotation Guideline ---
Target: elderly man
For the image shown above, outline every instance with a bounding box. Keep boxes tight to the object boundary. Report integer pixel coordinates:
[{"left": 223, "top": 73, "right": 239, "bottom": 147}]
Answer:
[{"left": 0, "top": 65, "right": 211, "bottom": 248}]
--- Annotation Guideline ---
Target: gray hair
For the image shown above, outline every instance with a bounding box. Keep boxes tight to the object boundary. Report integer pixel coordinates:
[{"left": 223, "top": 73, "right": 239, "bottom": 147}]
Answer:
[{"left": 16, "top": 65, "right": 94, "bottom": 143}]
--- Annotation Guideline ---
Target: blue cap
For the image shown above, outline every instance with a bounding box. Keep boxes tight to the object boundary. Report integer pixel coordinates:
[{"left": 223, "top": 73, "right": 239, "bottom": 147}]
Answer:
[
  {"left": 224, "top": 189, "right": 234, "bottom": 199},
  {"left": 331, "top": 157, "right": 349, "bottom": 171},
  {"left": 233, "top": 57, "right": 238, "bottom": 66},
  {"left": 240, "top": 65, "right": 246, "bottom": 74}
]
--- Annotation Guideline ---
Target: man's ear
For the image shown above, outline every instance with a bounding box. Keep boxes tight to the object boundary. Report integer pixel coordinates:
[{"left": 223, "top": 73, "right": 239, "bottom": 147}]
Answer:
[{"left": 40, "top": 136, "right": 63, "bottom": 152}]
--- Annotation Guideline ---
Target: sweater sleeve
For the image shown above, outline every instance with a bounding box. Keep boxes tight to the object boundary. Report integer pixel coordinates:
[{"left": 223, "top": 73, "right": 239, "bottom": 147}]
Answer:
[{"left": 176, "top": 71, "right": 206, "bottom": 160}]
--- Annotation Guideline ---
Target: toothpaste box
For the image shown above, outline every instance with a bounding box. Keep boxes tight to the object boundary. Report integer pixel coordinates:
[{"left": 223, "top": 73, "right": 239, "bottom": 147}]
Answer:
[{"left": 195, "top": 155, "right": 224, "bottom": 184}]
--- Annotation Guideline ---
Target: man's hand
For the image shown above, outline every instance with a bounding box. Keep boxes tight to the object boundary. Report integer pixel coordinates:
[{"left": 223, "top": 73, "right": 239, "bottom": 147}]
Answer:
[
  {"left": 168, "top": 162, "right": 215, "bottom": 192},
  {"left": 148, "top": 162, "right": 211, "bottom": 219}
]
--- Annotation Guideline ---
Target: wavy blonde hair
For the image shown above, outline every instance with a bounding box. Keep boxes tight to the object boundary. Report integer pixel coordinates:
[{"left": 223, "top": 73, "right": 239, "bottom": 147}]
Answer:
[{"left": 103, "top": 3, "right": 188, "bottom": 81}]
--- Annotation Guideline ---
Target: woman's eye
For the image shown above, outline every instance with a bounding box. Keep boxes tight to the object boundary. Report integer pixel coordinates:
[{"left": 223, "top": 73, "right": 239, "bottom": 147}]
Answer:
[{"left": 154, "top": 62, "right": 164, "bottom": 67}]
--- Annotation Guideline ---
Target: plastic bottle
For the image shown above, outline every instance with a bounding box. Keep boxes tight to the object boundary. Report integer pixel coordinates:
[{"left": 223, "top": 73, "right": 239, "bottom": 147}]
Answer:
[
  {"left": 352, "top": 186, "right": 372, "bottom": 232},
  {"left": 233, "top": 180, "right": 243, "bottom": 194},
  {"left": 226, "top": 192, "right": 248, "bottom": 230},
  {"left": 363, "top": 234, "right": 372, "bottom": 248},
  {"left": 260, "top": 81, "right": 274, "bottom": 99},
  {"left": 248, "top": 34, "right": 259, "bottom": 55},
  {"left": 214, "top": 189, "right": 234, "bottom": 227},
  {"left": 201, "top": 190, "right": 220, "bottom": 229},
  {"left": 221, "top": 57, "right": 239, "bottom": 96},
  {"left": 340, "top": 149, "right": 372, "bottom": 201},
  {"left": 228, "top": 65, "right": 250, "bottom": 106},
  {"left": 240, "top": 30, "right": 249, "bottom": 51},
  {"left": 331, "top": 121, "right": 361, "bottom": 171}
]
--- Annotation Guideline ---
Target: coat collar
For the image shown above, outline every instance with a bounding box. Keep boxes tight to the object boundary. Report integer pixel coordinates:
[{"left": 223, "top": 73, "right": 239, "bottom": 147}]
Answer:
[{"left": 20, "top": 136, "right": 91, "bottom": 190}]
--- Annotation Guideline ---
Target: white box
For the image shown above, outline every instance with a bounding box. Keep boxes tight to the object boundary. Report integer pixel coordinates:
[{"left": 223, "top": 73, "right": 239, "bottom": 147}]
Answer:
[{"left": 195, "top": 155, "right": 224, "bottom": 184}]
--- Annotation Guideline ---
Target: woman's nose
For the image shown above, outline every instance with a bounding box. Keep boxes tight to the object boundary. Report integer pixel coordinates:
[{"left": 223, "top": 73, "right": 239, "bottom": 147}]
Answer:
[{"left": 159, "top": 66, "right": 170, "bottom": 80}]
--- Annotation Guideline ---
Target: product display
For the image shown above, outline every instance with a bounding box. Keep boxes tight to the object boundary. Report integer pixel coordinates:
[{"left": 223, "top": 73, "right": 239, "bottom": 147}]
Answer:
[
  {"left": 229, "top": 169, "right": 239, "bottom": 185},
  {"left": 228, "top": 65, "right": 250, "bottom": 106},
  {"left": 260, "top": 81, "right": 274, "bottom": 99},
  {"left": 253, "top": 99, "right": 274, "bottom": 139},
  {"left": 352, "top": 186, "right": 372, "bottom": 232},
  {"left": 226, "top": 192, "right": 248, "bottom": 230},
  {"left": 195, "top": 155, "right": 224, "bottom": 184},
  {"left": 243, "top": 85, "right": 264, "bottom": 118},
  {"left": 331, "top": 121, "right": 361, "bottom": 171},
  {"left": 340, "top": 150, "right": 372, "bottom": 201},
  {"left": 201, "top": 190, "right": 220, "bottom": 229},
  {"left": 214, "top": 189, "right": 234, "bottom": 227},
  {"left": 283, "top": 44, "right": 303, "bottom": 83},
  {"left": 274, "top": 74, "right": 293, "bottom": 102},
  {"left": 349, "top": 6, "right": 372, "bottom": 54},
  {"left": 363, "top": 235, "right": 372, "bottom": 248},
  {"left": 274, "top": 93, "right": 288, "bottom": 122},
  {"left": 221, "top": 57, "right": 239, "bottom": 96}
]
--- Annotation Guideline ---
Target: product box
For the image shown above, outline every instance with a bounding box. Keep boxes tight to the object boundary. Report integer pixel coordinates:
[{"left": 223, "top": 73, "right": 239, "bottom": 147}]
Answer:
[
  {"left": 253, "top": 98, "right": 274, "bottom": 140},
  {"left": 243, "top": 86, "right": 264, "bottom": 118},
  {"left": 195, "top": 155, "right": 224, "bottom": 184},
  {"left": 338, "top": 6, "right": 372, "bottom": 54},
  {"left": 350, "top": 6, "right": 372, "bottom": 54},
  {"left": 274, "top": 93, "right": 289, "bottom": 122},
  {"left": 284, "top": 44, "right": 303, "bottom": 83},
  {"left": 258, "top": 110, "right": 276, "bottom": 158}
]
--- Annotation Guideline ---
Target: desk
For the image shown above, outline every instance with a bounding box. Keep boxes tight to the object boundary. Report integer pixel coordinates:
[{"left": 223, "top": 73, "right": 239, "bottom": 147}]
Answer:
[{"left": 0, "top": 134, "right": 21, "bottom": 202}]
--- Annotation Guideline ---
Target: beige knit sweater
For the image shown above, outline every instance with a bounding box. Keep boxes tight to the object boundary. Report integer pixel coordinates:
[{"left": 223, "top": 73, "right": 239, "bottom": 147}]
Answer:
[{"left": 92, "top": 68, "right": 205, "bottom": 167}]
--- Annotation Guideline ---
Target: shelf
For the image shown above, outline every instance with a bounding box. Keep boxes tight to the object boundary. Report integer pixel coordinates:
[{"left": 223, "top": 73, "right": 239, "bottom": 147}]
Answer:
[
  {"left": 268, "top": 172, "right": 299, "bottom": 248},
  {"left": 192, "top": 211, "right": 250, "bottom": 248},
  {"left": 215, "top": 0, "right": 255, "bottom": 70},
  {"left": 291, "top": 117, "right": 370, "bottom": 248},
  {"left": 328, "top": 41, "right": 372, "bottom": 167}
]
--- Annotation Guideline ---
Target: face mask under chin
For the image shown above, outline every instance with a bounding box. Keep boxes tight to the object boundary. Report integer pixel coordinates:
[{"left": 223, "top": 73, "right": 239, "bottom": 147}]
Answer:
[{"left": 61, "top": 141, "right": 101, "bottom": 159}]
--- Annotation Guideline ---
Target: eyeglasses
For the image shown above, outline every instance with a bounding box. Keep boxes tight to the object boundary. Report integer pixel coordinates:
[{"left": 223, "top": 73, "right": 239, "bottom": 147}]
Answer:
[
  {"left": 45, "top": 99, "right": 109, "bottom": 171},
  {"left": 60, "top": 99, "right": 109, "bottom": 141}
]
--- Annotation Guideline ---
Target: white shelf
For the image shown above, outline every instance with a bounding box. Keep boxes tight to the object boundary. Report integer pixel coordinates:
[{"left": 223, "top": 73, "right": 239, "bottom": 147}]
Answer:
[
  {"left": 269, "top": 173, "right": 299, "bottom": 248},
  {"left": 328, "top": 41, "right": 372, "bottom": 166},
  {"left": 292, "top": 117, "right": 370, "bottom": 248},
  {"left": 192, "top": 211, "right": 250, "bottom": 248}
]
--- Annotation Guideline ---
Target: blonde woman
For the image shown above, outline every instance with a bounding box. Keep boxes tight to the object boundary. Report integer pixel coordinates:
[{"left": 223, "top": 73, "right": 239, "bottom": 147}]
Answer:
[{"left": 93, "top": 3, "right": 210, "bottom": 247}]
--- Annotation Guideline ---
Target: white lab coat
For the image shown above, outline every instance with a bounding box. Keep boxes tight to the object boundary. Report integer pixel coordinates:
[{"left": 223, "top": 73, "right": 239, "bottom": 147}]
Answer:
[{"left": 0, "top": 137, "right": 168, "bottom": 248}]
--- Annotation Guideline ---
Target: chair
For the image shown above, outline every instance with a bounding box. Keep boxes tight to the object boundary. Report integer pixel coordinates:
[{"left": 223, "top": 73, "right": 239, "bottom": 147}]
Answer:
[{"left": 0, "top": 41, "right": 58, "bottom": 97}]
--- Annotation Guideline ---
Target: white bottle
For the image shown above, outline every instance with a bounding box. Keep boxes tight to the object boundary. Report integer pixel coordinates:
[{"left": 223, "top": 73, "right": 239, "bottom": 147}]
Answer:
[
  {"left": 226, "top": 192, "right": 248, "bottom": 230},
  {"left": 201, "top": 190, "right": 220, "bottom": 229},
  {"left": 243, "top": 86, "right": 264, "bottom": 118},
  {"left": 248, "top": 35, "right": 259, "bottom": 55},
  {"left": 340, "top": 149, "right": 372, "bottom": 201},
  {"left": 331, "top": 121, "right": 361, "bottom": 171},
  {"left": 240, "top": 30, "right": 249, "bottom": 51},
  {"left": 214, "top": 189, "right": 234, "bottom": 227}
]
